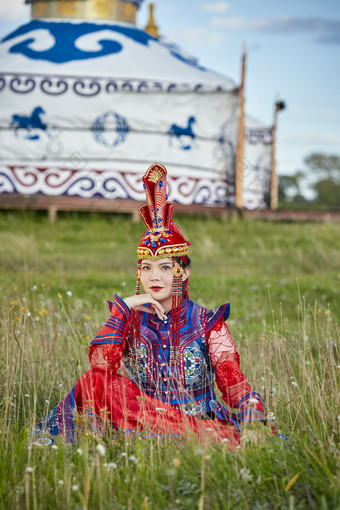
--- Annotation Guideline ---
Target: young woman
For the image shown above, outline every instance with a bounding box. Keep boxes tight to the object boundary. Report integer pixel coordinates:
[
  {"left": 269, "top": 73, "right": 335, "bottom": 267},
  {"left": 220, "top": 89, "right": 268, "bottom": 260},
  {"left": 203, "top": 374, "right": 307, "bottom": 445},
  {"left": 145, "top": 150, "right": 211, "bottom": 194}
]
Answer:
[{"left": 31, "top": 164, "right": 270, "bottom": 448}]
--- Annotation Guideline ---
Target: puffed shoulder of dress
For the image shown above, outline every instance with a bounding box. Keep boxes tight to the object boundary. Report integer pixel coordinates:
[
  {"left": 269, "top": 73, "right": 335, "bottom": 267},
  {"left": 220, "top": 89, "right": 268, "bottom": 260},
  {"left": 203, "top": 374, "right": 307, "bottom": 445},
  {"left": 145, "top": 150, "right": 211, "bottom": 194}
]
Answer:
[{"left": 205, "top": 302, "right": 230, "bottom": 332}]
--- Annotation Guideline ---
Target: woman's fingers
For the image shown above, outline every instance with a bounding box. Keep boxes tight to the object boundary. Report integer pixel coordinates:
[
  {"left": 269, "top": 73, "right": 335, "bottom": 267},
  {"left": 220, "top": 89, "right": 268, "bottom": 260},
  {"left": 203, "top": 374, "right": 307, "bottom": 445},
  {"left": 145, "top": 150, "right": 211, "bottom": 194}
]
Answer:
[
  {"left": 135, "top": 303, "right": 167, "bottom": 321},
  {"left": 124, "top": 294, "right": 168, "bottom": 321}
]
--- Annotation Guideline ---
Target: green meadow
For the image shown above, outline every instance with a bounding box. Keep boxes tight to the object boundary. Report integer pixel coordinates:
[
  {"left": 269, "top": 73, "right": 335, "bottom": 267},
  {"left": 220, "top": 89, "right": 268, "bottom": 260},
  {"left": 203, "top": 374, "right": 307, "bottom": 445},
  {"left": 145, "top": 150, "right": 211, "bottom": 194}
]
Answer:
[{"left": 0, "top": 211, "right": 339, "bottom": 509}]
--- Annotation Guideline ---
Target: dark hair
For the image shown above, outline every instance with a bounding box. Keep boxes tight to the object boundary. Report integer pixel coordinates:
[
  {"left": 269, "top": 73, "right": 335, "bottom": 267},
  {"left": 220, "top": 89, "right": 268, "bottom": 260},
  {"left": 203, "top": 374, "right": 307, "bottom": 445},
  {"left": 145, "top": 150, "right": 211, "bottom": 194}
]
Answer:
[
  {"left": 174, "top": 255, "right": 191, "bottom": 269},
  {"left": 174, "top": 255, "right": 191, "bottom": 297}
]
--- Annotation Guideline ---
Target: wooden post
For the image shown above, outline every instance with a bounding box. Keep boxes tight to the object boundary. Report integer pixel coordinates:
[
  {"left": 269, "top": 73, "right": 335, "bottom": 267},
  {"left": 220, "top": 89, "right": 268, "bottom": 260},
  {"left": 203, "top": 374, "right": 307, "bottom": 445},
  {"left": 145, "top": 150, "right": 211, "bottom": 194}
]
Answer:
[
  {"left": 270, "top": 100, "right": 285, "bottom": 210},
  {"left": 235, "top": 44, "right": 246, "bottom": 209},
  {"left": 270, "top": 106, "right": 278, "bottom": 210},
  {"left": 48, "top": 205, "right": 58, "bottom": 223}
]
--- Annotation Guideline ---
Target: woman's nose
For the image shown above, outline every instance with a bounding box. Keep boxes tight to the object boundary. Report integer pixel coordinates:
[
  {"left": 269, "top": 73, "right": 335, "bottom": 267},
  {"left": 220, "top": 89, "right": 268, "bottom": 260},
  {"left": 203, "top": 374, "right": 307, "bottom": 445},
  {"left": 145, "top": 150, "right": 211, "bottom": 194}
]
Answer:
[{"left": 150, "top": 269, "right": 160, "bottom": 280}]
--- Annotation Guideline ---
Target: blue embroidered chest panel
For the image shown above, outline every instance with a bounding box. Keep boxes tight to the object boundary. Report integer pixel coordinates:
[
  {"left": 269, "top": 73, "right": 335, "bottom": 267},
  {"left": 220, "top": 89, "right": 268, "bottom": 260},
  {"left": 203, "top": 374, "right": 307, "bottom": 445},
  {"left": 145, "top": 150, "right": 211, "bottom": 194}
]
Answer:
[{"left": 124, "top": 299, "right": 230, "bottom": 419}]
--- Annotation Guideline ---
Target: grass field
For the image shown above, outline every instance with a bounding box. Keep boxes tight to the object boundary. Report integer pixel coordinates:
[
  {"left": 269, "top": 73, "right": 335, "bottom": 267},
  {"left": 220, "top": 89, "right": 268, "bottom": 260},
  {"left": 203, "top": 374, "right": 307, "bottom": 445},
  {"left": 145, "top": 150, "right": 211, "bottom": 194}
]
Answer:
[{"left": 0, "top": 211, "right": 339, "bottom": 509}]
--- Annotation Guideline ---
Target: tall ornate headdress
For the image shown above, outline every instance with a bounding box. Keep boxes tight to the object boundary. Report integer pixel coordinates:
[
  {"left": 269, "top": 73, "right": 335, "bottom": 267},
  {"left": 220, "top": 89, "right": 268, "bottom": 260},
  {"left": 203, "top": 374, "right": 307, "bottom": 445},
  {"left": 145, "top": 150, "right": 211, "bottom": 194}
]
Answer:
[
  {"left": 137, "top": 162, "right": 190, "bottom": 260},
  {"left": 128, "top": 163, "right": 191, "bottom": 369}
]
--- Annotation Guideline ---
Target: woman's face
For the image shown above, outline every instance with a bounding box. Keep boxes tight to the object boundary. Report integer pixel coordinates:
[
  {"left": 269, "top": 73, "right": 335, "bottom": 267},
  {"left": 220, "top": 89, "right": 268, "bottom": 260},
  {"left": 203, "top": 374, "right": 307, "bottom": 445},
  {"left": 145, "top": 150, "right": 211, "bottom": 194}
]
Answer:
[{"left": 140, "top": 258, "right": 190, "bottom": 312}]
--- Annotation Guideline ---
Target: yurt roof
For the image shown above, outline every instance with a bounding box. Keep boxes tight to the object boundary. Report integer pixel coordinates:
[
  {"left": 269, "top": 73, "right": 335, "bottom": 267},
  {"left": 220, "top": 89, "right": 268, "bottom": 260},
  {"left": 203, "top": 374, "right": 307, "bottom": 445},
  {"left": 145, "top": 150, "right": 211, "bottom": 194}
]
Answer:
[{"left": 0, "top": 18, "right": 236, "bottom": 92}]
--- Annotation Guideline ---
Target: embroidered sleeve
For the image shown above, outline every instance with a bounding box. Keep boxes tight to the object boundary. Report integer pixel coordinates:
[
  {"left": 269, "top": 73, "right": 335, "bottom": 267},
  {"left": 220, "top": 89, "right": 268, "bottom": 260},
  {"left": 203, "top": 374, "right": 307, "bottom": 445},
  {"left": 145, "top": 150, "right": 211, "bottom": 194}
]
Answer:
[
  {"left": 89, "top": 294, "right": 131, "bottom": 372},
  {"left": 208, "top": 317, "right": 266, "bottom": 425}
]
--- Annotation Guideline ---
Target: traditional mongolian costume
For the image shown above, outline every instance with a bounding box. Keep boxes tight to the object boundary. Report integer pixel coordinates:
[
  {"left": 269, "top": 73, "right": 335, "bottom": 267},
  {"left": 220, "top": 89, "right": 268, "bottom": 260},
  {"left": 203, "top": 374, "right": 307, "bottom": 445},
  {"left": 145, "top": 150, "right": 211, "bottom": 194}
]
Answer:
[{"left": 31, "top": 163, "right": 267, "bottom": 448}]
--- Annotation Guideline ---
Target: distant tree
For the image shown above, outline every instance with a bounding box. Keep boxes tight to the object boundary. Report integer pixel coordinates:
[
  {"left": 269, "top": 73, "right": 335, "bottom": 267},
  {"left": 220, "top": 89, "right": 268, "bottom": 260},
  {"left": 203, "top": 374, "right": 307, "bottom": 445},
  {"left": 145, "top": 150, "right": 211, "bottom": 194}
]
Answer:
[
  {"left": 305, "top": 153, "right": 340, "bottom": 209},
  {"left": 312, "top": 178, "right": 340, "bottom": 208},
  {"left": 279, "top": 153, "right": 340, "bottom": 209},
  {"left": 278, "top": 171, "right": 305, "bottom": 204},
  {"left": 305, "top": 153, "right": 340, "bottom": 179}
]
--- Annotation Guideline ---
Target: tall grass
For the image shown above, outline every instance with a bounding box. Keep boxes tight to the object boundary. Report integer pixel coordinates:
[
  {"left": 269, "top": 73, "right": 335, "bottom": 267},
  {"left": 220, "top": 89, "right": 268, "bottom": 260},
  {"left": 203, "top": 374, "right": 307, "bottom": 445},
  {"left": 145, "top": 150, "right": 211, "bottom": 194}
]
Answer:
[{"left": 0, "top": 211, "right": 339, "bottom": 509}]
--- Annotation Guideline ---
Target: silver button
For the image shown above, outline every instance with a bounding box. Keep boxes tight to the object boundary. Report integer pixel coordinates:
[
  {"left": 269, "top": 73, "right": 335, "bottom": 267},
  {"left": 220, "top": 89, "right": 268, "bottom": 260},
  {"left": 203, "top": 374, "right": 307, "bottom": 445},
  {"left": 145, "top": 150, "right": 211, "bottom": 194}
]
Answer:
[
  {"left": 161, "top": 363, "right": 166, "bottom": 366},
  {"left": 163, "top": 344, "right": 167, "bottom": 349},
  {"left": 165, "top": 391, "right": 169, "bottom": 394},
  {"left": 163, "top": 378, "right": 167, "bottom": 382}
]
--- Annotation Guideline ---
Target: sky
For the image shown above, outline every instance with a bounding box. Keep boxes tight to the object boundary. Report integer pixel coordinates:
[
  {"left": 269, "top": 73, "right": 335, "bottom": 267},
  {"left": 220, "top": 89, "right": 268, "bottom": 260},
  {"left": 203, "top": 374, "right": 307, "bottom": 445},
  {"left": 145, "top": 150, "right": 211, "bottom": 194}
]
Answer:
[{"left": 1, "top": 0, "right": 340, "bottom": 195}]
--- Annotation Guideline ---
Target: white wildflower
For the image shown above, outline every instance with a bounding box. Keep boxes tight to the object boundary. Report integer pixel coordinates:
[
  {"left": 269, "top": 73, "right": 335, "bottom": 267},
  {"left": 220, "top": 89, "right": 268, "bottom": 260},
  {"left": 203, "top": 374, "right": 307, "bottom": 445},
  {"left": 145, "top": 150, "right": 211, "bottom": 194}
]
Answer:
[
  {"left": 31, "top": 285, "right": 37, "bottom": 291},
  {"left": 267, "top": 412, "right": 276, "bottom": 421},
  {"left": 51, "top": 445, "right": 58, "bottom": 450},
  {"left": 66, "top": 291, "right": 72, "bottom": 297},
  {"left": 77, "top": 448, "right": 83, "bottom": 456},
  {"left": 120, "top": 452, "right": 127, "bottom": 457},
  {"left": 240, "top": 435, "right": 250, "bottom": 443},
  {"left": 291, "top": 381, "right": 298, "bottom": 388},
  {"left": 239, "top": 467, "right": 253, "bottom": 482},
  {"left": 104, "top": 462, "right": 117, "bottom": 471},
  {"left": 72, "top": 484, "right": 79, "bottom": 492},
  {"left": 25, "top": 394, "right": 29, "bottom": 398},
  {"left": 58, "top": 480, "right": 64, "bottom": 486},
  {"left": 222, "top": 438, "right": 229, "bottom": 443},
  {"left": 45, "top": 399, "right": 50, "bottom": 404},
  {"left": 25, "top": 467, "right": 33, "bottom": 473},
  {"left": 96, "top": 444, "right": 106, "bottom": 457},
  {"left": 57, "top": 383, "right": 63, "bottom": 389}
]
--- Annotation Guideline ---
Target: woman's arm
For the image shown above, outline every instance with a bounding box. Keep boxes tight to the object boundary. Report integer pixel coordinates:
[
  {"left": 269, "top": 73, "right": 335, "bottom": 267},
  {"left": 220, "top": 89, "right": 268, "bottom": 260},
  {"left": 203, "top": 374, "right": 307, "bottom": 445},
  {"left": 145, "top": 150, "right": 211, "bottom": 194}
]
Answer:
[
  {"left": 89, "top": 293, "right": 168, "bottom": 372},
  {"left": 207, "top": 317, "right": 266, "bottom": 425},
  {"left": 89, "top": 294, "right": 131, "bottom": 372}
]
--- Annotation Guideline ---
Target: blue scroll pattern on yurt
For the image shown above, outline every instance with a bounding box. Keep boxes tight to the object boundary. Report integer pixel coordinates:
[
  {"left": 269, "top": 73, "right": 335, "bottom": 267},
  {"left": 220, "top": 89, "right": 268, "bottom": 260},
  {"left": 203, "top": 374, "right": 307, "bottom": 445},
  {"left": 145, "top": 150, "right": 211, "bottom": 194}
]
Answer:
[{"left": 2, "top": 20, "right": 207, "bottom": 70}]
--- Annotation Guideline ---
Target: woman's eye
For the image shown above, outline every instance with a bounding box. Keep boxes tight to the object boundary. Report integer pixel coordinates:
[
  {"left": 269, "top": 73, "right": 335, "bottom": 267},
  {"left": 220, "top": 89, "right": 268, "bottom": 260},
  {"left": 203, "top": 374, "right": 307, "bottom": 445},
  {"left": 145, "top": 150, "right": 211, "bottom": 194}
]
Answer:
[
  {"left": 141, "top": 266, "right": 150, "bottom": 271},
  {"left": 162, "top": 266, "right": 171, "bottom": 270}
]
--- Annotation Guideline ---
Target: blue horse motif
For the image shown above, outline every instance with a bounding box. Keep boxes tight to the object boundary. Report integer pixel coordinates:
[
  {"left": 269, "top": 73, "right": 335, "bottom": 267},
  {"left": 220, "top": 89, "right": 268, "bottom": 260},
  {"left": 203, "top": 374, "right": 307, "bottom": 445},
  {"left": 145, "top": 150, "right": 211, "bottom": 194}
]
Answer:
[
  {"left": 10, "top": 106, "right": 49, "bottom": 140},
  {"left": 168, "top": 116, "right": 197, "bottom": 151}
]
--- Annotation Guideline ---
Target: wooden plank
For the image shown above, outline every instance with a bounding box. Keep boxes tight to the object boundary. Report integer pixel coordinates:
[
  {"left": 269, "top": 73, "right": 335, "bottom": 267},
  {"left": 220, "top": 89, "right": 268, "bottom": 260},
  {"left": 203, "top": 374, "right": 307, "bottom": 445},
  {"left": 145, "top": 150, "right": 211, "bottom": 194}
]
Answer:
[
  {"left": 0, "top": 194, "right": 339, "bottom": 222},
  {"left": 0, "top": 194, "right": 235, "bottom": 220}
]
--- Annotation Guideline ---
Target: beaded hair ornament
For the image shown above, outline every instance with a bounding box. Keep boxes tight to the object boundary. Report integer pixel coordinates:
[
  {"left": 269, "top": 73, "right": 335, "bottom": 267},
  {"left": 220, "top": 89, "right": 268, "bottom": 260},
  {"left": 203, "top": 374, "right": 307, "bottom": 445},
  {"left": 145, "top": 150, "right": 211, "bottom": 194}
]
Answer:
[{"left": 128, "top": 163, "right": 191, "bottom": 367}]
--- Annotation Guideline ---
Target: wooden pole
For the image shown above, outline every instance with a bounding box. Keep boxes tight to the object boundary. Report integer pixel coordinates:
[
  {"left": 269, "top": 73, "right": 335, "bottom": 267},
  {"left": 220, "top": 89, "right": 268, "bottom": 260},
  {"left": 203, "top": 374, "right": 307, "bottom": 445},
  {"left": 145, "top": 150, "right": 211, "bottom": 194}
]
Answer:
[
  {"left": 270, "top": 100, "right": 285, "bottom": 210},
  {"left": 235, "top": 44, "right": 246, "bottom": 209},
  {"left": 270, "top": 103, "right": 278, "bottom": 210}
]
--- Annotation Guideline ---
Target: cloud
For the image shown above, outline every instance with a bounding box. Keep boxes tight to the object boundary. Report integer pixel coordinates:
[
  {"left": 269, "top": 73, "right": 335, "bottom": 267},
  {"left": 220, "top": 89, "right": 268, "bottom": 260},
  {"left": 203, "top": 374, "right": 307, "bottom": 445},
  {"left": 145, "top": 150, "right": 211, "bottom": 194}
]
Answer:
[
  {"left": 211, "top": 16, "right": 340, "bottom": 45},
  {"left": 0, "top": 0, "right": 29, "bottom": 22},
  {"left": 202, "top": 2, "right": 231, "bottom": 14},
  {"left": 174, "top": 27, "right": 224, "bottom": 49}
]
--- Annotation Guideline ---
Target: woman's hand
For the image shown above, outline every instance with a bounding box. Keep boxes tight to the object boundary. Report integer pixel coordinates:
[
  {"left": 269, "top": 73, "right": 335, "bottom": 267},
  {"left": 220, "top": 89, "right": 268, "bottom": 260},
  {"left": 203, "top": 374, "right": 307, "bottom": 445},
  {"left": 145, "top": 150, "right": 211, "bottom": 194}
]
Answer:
[
  {"left": 90, "top": 345, "right": 110, "bottom": 371},
  {"left": 124, "top": 294, "right": 168, "bottom": 321}
]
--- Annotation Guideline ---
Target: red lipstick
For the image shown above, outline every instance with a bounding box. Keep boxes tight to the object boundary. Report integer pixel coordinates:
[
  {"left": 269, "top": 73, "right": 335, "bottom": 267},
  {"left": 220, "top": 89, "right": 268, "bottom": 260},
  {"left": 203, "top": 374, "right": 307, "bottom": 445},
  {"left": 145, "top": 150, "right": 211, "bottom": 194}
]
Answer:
[{"left": 150, "top": 286, "right": 163, "bottom": 291}]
